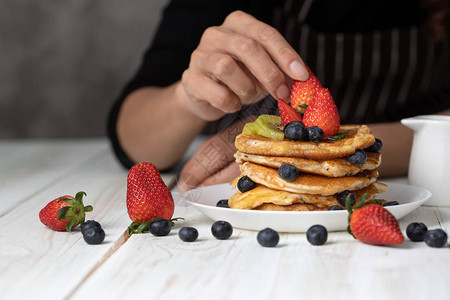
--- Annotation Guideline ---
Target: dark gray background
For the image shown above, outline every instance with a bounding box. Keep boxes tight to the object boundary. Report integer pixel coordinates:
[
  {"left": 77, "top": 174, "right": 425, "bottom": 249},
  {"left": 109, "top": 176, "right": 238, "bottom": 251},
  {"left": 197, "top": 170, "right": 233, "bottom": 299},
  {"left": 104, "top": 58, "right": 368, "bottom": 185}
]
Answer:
[{"left": 0, "top": 0, "right": 169, "bottom": 138}]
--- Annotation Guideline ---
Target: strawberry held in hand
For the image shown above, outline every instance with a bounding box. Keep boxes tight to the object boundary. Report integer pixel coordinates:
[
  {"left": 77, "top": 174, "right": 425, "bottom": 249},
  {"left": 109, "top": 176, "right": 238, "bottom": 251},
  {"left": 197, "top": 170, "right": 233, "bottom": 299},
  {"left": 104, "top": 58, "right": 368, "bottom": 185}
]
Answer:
[
  {"left": 127, "top": 162, "right": 174, "bottom": 223},
  {"left": 39, "top": 191, "right": 93, "bottom": 232},
  {"left": 277, "top": 98, "right": 302, "bottom": 126},
  {"left": 302, "top": 87, "right": 340, "bottom": 137},
  {"left": 347, "top": 195, "right": 404, "bottom": 246},
  {"left": 290, "top": 67, "right": 322, "bottom": 114}
]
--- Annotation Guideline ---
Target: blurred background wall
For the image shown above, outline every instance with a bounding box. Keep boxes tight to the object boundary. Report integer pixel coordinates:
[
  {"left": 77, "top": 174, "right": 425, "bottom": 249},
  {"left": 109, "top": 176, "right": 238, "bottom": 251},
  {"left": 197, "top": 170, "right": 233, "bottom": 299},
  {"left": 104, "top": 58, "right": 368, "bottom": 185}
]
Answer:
[{"left": 0, "top": 0, "right": 169, "bottom": 138}]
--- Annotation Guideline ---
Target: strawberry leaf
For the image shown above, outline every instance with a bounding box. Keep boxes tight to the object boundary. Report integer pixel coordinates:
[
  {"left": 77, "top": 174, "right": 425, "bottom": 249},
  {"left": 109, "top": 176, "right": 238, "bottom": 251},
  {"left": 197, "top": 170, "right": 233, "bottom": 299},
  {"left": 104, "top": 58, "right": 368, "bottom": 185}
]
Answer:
[
  {"left": 327, "top": 133, "right": 347, "bottom": 140},
  {"left": 64, "top": 211, "right": 75, "bottom": 219},
  {"left": 137, "top": 222, "right": 150, "bottom": 233},
  {"left": 345, "top": 194, "right": 353, "bottom": 212},
  {"left": 75, "top": 191, "right": 87, "bottom": 203},
  {"left": 58, "top": 197, "right": 75, "bottom": 205},
  {"left": 57, "top": 206, "right": 71, "bottom": 220},
  {"left": 371, "top": 199, "right": 384, "bottom": 206},
  {"left": 66, "top": 217, "right": 78, "bottom": 232},
  {"left": 169, "top": 217, "right": 185, "bottom": 226},
  {"left": 127, "top": 221, "right": 141, "bottom": 235},
  {"left": 354, "top": 193, "right": 368, "bottom": 210}
]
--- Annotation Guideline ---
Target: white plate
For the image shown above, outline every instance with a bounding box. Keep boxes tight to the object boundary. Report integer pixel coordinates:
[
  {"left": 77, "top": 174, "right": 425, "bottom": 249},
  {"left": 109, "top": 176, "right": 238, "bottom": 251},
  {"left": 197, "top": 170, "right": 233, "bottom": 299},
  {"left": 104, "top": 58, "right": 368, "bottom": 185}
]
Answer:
[{"left": 182, "top": 182, "right": 431, "bottom": 232}]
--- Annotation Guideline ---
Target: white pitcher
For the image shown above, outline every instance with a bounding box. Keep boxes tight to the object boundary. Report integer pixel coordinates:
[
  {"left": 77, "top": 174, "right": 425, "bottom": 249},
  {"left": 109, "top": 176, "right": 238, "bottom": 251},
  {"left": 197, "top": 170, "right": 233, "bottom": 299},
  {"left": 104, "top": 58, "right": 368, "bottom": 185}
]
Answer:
[{"left": 401, "top": 115, "right": 450, "bottom": 206}]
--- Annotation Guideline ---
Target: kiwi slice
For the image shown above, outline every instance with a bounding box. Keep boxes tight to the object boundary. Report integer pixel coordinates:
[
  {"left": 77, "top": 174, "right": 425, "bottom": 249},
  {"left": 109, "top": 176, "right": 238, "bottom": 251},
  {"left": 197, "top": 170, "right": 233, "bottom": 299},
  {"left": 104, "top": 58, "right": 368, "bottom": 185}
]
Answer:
[
  {"left": 254, "top": 115, "right": 284, "bottom": 140},
  {"left": 242, "top": 122, "right": 257, "bottom": 135}
]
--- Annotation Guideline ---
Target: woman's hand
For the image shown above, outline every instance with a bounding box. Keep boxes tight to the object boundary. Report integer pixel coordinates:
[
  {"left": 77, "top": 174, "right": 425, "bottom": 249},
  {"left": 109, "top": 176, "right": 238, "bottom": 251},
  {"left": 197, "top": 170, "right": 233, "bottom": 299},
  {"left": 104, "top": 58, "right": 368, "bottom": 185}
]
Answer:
[
  {"left": 177, "top": 115, "right": 256, "bottom": 193},
  {"left": 180, "top": 10, "right": 309, "bottom": 121}
]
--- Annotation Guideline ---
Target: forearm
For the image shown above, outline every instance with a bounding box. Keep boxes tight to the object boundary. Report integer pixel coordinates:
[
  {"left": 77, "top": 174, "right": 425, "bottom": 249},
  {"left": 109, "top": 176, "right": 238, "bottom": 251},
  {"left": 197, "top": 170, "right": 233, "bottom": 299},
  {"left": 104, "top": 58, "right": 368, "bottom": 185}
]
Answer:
[
  {"left": 370, "top": 109, "right": 450, "bottom": 178},
  {"left": 369, "top": 122, "right": 413, "bottom": 178},
  {"left": 116, "top": 81, "right": 207, "bottom": 170}
]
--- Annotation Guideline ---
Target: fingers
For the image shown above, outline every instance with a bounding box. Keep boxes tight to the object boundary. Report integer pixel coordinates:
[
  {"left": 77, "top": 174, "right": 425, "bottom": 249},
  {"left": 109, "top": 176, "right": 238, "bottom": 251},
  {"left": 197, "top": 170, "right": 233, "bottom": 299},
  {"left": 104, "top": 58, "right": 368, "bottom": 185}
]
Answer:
[
  {"left": 181, "top": 69, "right": 240, "bottom": 118},
  {"left": 177, "top": 116, "right": 253, "bottom": 193},
  {"left": 223, "top": 11, "right": 309, "bottom": 82},
  {"left": 200, "top": 162, "right": 240, "bottom": 188},
  {"left": 177, "top": 134, "right": 236, "bottom": 193},
  {"left": 182, "top": 10, "right": 309, "bottom": 121},
  {"left": 191, "top": 50, "right": 262, "bottom": 105},
  {"left": 201, "top": 26, "right": 290, "bottom": 99},
  {"left": 178, "top": 161, "right": 240, "bottom": 193}
]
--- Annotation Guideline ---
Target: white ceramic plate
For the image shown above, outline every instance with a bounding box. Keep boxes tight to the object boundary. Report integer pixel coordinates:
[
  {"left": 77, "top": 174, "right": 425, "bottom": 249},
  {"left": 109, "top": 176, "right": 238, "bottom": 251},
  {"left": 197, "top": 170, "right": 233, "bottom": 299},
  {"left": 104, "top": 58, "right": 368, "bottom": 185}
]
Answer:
[{"left": 182, "top": 182, "right": 431, "bottom": 232}]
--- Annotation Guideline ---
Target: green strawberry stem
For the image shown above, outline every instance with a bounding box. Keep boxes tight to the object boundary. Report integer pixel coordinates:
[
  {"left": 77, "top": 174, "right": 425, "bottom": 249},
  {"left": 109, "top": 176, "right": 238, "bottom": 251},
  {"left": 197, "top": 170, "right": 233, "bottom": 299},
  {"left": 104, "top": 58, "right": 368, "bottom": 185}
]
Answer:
[
  {"left": 327, "top": 133, "right": 348, "bottom": 140},
  {"left": 57, "top": 191, "right": 92, "bottom": 232},
  {"left": 169, "top": 217, "right": 185, "bottom": 226},
  {"left": 371, "top": 199, "right": 384, "bottom": 206},
  {"left": 127, "top": 221, "right": 142, "bottom": 235},
  {"left": 137, "top": 222, "right": 151, "bottom": 233},
  {"left": 297, "top": 104, "right": 308, "bottom": 116},
  {"left": 127, "top": 217, "right": 185, "bottom": 235}
]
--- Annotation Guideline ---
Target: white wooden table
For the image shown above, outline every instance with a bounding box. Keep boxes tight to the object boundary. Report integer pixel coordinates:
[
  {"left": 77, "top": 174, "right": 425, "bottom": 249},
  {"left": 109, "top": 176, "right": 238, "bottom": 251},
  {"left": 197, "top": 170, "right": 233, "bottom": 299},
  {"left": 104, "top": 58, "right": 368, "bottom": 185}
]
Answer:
[{"left": 0, "top": 139, "right": 448, "bottom": 300}]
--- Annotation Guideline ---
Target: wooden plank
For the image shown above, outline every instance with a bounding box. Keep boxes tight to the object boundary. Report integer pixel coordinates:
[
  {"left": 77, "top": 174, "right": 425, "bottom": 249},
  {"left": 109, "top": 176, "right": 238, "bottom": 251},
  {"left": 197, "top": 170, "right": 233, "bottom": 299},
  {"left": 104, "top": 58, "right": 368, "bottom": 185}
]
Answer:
[
  {"left": 70, "top": 194, "right": 450, "bottom": 300},
  {"left": 0, "top": 139, "right": 108, "bottom": 215},
  {"left": 0, "top": 143, "right": 177, "bottom": 299}
]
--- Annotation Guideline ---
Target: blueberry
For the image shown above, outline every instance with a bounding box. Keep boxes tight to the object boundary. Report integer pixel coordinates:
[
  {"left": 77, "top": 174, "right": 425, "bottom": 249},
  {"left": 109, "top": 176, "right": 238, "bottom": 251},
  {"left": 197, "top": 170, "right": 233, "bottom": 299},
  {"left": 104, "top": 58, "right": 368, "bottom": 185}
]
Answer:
[
  {"left": 347, "top": 149, "right": 367, "bottom": 164},
  {"left": 364, "top": 138, "right": 383, "bottom": 153},
  {"left": 306, "top": 126, "right": 324, "bottom": 142},
  {"left": 149, "top": 218, "right": 171, "bottom": 236},
  {"left": 424, "top": 229, "right": 448, "bottom": 248},
  {"left": 82, "top": 227, "right": 105, "bottom": 245},
  {"left": 257, "top": 228, "right": 279, "bottom": 247},
  {"left": 383, "top": 201, "right": 400, "bottom": 207},
  {"left": 178, "top": 227, "right": 198, "bottom": 242},
  {"left": 328, "top": 205, "right": 344, "bottom": 211},
  {"left": 211, "top": 220, "right": 233, "bottom": 240},
  {"left": 406, "top": 222, "right": 428, "bottom": 242},
  {"left": 307, "top": 225, "right": 328, "bottom": 245},
  {"left": 81, "top": 220, "right": 102, "bottom": 234},
  {"left": 283, "top": 121, "right": 307, "bottom": 141},
  {"left": 278, "top": 164, "right": 299, "bottom": 181},
  {"left": 216, "top": 199, "right": 229, "bottom": 208},
  {"left": 237, "top": 176, "right": 257, "bottom": 193},
  {"left": 337, "top": 190, "right": 356, "bottom": 207}
]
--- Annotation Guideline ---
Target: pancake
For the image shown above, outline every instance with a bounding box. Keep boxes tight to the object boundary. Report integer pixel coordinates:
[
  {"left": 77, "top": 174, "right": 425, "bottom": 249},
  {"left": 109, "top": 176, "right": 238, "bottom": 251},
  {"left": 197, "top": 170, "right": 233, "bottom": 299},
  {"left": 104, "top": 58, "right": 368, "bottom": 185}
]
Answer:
[
  {"left": 255, "top": 203, "right": 327, "bottom": 211},
  {"left": 239, "top": 162, "right": 379, "bottom": 195},
  {"left": 235, "top": 124, "right": 375, "bottom": 160},
  {"left": 234, "top": 151, "right": 381, "bottom": 177},
  {"left": 254, "top": 198, "right": 388, "bottom": 211},
  {"left": 228, "top": 182, "right": 388, "bottom": 210}
]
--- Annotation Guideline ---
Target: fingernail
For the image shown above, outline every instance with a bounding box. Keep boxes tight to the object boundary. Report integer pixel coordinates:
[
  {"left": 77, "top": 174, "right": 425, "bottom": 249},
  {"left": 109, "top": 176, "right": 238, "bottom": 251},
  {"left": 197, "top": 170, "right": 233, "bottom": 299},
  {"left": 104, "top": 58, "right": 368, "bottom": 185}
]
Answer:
[
  {"left": 276, "top": 84, "right": 290, "bottom": 100},
  {"left": 289, "top": 61, "right": 309, "bottom": 80}
]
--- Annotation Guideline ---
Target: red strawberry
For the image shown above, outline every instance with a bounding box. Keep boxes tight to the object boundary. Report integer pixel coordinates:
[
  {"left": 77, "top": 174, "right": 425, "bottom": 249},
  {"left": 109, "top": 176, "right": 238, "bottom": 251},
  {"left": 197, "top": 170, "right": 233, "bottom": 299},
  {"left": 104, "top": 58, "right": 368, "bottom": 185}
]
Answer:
[
  {"left": 39, "top": 191, "right": 93, "bottom": 232},
  {"left": 277, "top": 98, "right": 302, "bottom": 126},
  {"left": 290, "top": 67, "right": 322, "bottom": 113},
  {"left": 347, "top": 197, "right": 404, "bottom": 246},
  {"left": 302, "top": 87, "right": 340, "bottom": 137},
  {"left": 127, "top": 162, "right": 174, "bottom": 224}
]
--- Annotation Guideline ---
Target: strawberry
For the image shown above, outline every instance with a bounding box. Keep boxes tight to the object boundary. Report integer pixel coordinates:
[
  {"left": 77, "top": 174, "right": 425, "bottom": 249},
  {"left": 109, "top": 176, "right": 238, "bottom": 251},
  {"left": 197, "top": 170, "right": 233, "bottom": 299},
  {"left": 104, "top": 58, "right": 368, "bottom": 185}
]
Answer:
[
  {"left": 277, "top": 98, "right": 302, "bottom": 126},
  {"left": 302, "top": 87, "right": 340, "bottom": 137},
  {"left": 346, "top": 194, "right": 404, "bottom": 246},
  {"left": 290, "top": 67, "right": 322, "bottom": 114},
  {"left": 39, "top": 191, "right": 93, "bottom": 232},
  {"left": 127, "top": 162, "right": 174, "bottom": 224}
]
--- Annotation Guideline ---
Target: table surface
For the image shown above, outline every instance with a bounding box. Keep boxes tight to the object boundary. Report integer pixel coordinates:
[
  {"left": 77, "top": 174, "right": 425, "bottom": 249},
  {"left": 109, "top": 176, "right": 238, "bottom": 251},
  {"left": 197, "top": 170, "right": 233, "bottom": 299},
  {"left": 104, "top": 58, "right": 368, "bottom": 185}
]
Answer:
[{"left": 0, "top": 138, "right": 448, "bottom": 300}]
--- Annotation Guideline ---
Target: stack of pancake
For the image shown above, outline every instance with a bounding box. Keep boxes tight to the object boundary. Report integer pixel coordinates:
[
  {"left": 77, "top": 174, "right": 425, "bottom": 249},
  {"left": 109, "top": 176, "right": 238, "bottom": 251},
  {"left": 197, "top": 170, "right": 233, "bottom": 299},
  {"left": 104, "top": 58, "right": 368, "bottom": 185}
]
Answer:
[{"left": 229, "top": 124, "right": 387, "bottom": 211}]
